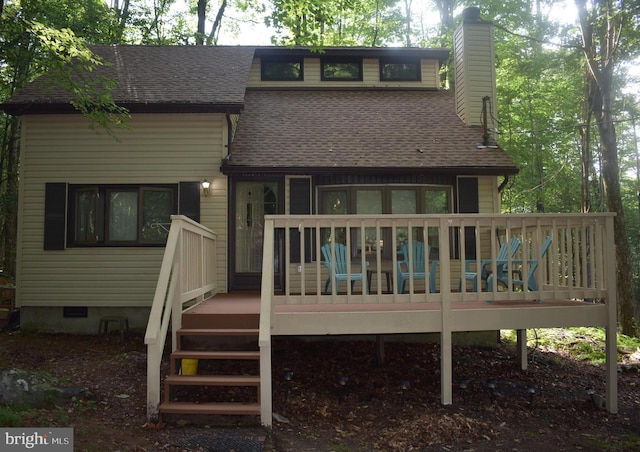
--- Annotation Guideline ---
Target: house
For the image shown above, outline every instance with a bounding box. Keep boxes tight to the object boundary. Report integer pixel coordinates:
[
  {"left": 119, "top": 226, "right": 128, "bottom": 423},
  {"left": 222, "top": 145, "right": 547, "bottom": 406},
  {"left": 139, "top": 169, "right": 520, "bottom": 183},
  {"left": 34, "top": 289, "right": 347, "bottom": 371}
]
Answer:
[{"left": 1, "top": 8, "right": 618, "bottom": 426}]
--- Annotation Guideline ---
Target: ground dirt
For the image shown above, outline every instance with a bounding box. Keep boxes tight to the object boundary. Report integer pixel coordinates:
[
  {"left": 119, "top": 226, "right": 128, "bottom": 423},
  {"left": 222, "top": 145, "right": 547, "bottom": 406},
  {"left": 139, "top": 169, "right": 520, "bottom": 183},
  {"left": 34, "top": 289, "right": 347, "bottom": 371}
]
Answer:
[{"left": 0, "top": 330, "right": 639, "bottom": 451}]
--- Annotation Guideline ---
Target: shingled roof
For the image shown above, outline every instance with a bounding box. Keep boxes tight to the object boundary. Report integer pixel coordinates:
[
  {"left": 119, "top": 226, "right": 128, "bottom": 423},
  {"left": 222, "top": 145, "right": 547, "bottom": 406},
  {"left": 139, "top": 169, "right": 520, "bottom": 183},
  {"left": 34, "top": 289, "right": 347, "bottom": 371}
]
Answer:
[
  {"left": 1, "top": 45, "right": 256, "bottom": 115},
  {"left": 225, "top": 89, "right": 518, "bottom": 175}
]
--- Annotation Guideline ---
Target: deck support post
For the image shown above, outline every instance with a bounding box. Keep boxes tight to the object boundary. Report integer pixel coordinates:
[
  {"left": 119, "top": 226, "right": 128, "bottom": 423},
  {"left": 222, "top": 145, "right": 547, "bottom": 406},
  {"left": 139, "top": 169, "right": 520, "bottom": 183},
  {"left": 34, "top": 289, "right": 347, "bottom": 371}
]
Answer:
[
  {"left": 604, "top": 215, "right": 618, "bottom": 414},
  {"left": 516, "top": 329, "right": 528, "bottom": 370},
  {"left": 259, "top": 339, "right": 273, "bottom": 427},
  {"left": 440, "top": 217, "right": 452, "bottom": 405},
  {"left": 440, "top": 330, "right": 452, "bottom": 405},
  {"left": 376, "top": 335, "right": 385, "bottom": 366},
  {"left": 146, "top": 346, "right": 161, "bottom": 422}
]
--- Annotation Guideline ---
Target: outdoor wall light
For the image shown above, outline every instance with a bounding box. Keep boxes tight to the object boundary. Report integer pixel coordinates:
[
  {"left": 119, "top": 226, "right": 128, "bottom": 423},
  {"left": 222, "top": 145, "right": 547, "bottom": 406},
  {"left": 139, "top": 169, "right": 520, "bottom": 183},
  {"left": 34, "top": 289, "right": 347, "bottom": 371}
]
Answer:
[{"left": 201, "top": 179, "right": 212, "bottom": 197}]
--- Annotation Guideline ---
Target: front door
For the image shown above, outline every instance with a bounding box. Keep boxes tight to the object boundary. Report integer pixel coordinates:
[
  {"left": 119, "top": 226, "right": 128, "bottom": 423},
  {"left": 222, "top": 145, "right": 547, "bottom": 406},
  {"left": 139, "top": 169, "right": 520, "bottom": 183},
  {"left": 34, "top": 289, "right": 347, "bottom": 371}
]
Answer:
[{"left": 230, "top": 180, "right": 282, "bottom": 291}]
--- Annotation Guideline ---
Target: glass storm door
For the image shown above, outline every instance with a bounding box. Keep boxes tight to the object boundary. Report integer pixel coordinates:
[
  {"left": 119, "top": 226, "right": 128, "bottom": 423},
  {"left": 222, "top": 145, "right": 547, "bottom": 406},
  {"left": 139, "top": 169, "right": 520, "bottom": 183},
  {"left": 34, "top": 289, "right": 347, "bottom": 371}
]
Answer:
[{"left": 230, "top": 181, "right": 280, "bottom": 290}]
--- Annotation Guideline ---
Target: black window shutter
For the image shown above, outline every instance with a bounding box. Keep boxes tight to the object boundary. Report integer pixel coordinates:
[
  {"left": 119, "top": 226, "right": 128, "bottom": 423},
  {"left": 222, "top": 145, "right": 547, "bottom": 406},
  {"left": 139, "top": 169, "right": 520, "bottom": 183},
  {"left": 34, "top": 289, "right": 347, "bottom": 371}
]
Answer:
[
  {"left": 179, "top": 182, "right": 200, "bottom": 223},
  {"left": 458, "top": 177, "right": 479, "bottom": 260},
  {"left": 289, "top": 179, "right": 312, "bottom": 263},
  {"left": 44, "top": 183, "right": 68, "bottom": 250}
]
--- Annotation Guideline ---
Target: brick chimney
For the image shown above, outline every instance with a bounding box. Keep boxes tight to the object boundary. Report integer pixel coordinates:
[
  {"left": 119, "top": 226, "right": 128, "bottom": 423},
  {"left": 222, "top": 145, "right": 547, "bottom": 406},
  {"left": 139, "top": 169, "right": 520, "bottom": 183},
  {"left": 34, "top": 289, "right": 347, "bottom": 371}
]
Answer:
[{"left": 454, "top": 6, "right": 497, "bottom": 130}]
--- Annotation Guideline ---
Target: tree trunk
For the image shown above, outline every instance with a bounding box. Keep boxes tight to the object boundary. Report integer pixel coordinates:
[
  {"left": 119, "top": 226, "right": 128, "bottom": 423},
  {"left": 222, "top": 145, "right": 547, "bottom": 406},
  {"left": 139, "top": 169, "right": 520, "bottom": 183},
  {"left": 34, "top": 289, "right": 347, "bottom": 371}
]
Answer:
[
  {"left": 597, "top": 77, "right": 636, "bottom": 335},
  {"left": 2, "top": 116, "right": 20, "bottom": 278},
  {"left": 580, "top": 68, "right": 594, "bottom": 213},
  {"left": 576, "top": 0, "right": 637, "bottom": 335},
  {"left": 207, "top": 0, "right": 227, "bottom": 45},
  {"left": 197, "top": 0, "right": 206, "bottom": 45}
]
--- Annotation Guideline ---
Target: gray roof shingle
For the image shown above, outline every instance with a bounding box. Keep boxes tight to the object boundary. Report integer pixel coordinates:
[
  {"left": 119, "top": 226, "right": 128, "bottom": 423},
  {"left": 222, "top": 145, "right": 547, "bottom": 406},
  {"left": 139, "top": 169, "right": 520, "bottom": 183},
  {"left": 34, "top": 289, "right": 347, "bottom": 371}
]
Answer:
[
  {"left": 227, "top": 89, "right": 518, "bottom": 174},
  {"left": 2, "top": 45, "right": 256, "bottom": 113}
]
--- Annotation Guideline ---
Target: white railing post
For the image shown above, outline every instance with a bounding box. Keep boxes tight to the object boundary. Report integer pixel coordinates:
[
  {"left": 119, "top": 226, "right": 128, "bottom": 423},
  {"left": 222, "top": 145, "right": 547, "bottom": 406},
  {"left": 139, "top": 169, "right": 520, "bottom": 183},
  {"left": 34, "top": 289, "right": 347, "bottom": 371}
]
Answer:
[
  {"left": 259, "top": 217, "right": 275, "bottom": 427},
  {"left": 439, "top": 217, "right": 452, "bottom": 405}
]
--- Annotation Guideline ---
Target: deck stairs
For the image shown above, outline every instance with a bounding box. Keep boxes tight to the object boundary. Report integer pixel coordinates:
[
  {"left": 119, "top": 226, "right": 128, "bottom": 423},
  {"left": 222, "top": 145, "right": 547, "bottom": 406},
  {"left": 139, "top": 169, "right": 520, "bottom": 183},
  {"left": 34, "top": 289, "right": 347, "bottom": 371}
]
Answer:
[{"left": 158, "top": 296, "right": 261, "bottom": 419}]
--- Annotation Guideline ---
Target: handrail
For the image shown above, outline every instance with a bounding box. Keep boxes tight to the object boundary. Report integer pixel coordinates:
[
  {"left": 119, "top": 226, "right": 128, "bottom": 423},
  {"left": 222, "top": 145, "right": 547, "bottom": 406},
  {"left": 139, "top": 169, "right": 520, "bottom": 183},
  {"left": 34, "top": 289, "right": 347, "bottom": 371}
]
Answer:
[
  {"left": 144, "top": 215, "right": 218, "bottom": 421},
  {"left": 267, "top": 213, "right": 615, "bottom": 306}
]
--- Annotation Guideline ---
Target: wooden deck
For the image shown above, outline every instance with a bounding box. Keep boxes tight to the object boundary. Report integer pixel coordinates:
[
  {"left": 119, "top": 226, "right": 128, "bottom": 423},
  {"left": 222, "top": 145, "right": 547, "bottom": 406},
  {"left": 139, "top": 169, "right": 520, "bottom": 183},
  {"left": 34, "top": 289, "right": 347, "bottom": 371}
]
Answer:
[{"left": 186, "top": 292, "right": 608, "bottom": 334}]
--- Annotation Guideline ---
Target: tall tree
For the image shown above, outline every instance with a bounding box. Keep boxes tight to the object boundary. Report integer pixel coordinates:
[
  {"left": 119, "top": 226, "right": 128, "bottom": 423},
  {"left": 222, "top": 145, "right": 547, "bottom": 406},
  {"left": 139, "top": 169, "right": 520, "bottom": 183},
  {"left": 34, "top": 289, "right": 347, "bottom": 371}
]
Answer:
[
  {"left": 575, "top": 0, "right": 640, "bottom": 335},
  {"left": 267, "top": 0, "right": 403, "bottom": 47}
]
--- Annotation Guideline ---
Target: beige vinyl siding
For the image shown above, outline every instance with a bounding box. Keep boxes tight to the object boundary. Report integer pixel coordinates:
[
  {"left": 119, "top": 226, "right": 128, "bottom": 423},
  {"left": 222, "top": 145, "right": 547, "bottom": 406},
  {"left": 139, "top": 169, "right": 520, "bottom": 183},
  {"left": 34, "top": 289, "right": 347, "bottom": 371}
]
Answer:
[
  {"left": 248, "top": 57, "right": 440, "bottom": 89},
  {"left": 477, "top": 176, "right": 498, "bottom": 214},
  {"left": 16, "top": 114, "right": 229, "bottom": 308},
  {"left": 454, "top": 21, "right": 497, "bottom": 127}
]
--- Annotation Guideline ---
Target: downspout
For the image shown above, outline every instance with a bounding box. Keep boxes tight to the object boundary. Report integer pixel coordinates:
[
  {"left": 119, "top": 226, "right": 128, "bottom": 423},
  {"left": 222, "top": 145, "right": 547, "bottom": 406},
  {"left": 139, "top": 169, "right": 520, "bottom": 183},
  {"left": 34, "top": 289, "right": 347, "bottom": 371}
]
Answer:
[
  {"left": 498, "top": 175, "right": 509, "bottom": 193},
  {"left": 225, "top": 111, "right": 232, "bottom": 160}
]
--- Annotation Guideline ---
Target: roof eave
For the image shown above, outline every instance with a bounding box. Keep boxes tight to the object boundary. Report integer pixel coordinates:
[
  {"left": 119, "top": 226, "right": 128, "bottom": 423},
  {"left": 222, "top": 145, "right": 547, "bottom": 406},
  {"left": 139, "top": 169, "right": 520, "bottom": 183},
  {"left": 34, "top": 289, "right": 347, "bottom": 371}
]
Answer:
[
  {"left": 220, "top": 164, "right": 520, "bottom": 177},
  {"left": 253, "top": 46, "right": 450, "bottom": 64},
  {"left": 0, "top": 102, "right": 244, "bottom": 116}
]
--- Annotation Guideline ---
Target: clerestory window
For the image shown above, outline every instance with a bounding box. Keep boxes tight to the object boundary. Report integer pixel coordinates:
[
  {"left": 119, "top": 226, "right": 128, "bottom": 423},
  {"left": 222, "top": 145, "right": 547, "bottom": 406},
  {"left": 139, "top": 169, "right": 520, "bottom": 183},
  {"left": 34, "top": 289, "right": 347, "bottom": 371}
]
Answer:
[
  {"left": 321, "top": 57, "right": 363, "bottom": 81},
  {"left": 380, "top": 58, "right": 421, "bottom": 82},
  {"left": 261, "top": 57, "right": 304, "bottom": 81}
]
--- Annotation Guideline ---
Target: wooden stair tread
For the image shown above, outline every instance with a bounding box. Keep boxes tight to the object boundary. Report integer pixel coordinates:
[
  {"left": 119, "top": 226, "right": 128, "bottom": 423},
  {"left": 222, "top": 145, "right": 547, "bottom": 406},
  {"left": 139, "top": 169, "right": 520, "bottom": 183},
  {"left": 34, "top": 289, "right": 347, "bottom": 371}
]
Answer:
[
  {"left": 165, "top": 375, "right": 260, "bottom": 386},
  {"left": 172, "top": 350, "right": 259, "bottom": 360},
  {"left": 159, "top": 401, "right": 260, "bottom": 415},
  {"left": 177, "top": 328, "right": 259, "bottom": 336}
]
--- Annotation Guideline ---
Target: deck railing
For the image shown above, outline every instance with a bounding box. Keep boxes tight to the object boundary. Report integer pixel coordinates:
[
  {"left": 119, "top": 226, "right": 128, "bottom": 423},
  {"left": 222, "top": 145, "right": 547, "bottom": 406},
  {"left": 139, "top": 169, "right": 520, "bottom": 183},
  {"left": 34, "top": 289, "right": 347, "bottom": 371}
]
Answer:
[
  {"left": 144, "top": 215, "right": 218, "bottom": 421},
  {"left": 258, "top": 213, "right": 618, "bottom": 425},
  {"left": 263, "top": 213, "right": 616, "bottom": 305}
]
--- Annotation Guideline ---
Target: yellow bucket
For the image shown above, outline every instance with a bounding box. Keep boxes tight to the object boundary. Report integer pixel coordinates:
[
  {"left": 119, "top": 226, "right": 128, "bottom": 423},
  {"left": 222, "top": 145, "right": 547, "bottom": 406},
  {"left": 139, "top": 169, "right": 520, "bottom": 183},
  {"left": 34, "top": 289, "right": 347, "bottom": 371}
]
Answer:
[{"left": 182, "top": 359, "right": 198, "bottom": 375}]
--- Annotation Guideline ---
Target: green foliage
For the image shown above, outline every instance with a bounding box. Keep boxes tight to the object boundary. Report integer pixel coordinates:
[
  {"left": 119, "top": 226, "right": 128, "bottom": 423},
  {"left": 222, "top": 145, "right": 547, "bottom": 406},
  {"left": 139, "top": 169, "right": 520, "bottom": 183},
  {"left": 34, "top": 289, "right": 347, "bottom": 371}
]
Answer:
[
  {"left": 0, "top": 406, "right": 23, "bottom": 427},
  {"left": 502, "top": 328, "right": 640, "bottom": 364},
  {"left": 25, "top": 21, "right": 130, "bottom": 133},
  {"left": 266, "top": 0, "right": 404, "bottom": 47}
]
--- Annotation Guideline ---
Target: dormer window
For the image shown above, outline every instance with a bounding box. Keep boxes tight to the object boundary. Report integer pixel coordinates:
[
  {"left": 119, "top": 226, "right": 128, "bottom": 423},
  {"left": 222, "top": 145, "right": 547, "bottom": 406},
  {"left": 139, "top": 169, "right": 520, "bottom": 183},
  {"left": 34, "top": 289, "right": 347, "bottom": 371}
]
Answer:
[
  {"left": 261, "top": 57, "right": 304, "bottom": 81},
  {"left": 321, "top": 57, "right": 363, "bottom": 81},
  {"left": 380, "top": 58, "right": 421, "bottom": 81}
]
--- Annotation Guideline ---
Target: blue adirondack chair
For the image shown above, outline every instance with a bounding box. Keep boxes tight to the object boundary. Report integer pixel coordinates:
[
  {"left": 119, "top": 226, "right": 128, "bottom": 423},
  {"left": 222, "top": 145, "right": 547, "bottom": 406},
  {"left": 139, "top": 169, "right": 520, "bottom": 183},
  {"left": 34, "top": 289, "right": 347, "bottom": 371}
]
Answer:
[
  {"left": 460, "top": 237, "right": 521, "bottom": 292},
  {"left": 486, "top": 235, "right": 553, "bottom": 294},
  {"left": 396, "top": 242, "right": 436, "bottom": 294},
  {"left": 321, "top": 243, "right": 369, "bottom": 294}
]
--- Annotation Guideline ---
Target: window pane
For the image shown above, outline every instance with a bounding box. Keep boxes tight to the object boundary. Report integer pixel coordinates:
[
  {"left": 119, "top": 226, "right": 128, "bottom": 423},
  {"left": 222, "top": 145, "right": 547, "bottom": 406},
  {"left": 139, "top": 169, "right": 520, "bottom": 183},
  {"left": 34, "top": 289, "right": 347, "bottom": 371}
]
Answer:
[
  {"left": 109, "top": 191, "right": 138, "bottom": 241},
  {"left": 141, "top": 189, "right": 173, "bottom": 242},
  {"left": 319, "top": 190, "right": 347, "bottom": 244},
  {"left": 356, "top": 190, "right": 382, "bottom": 214},
  {"left": 75, "top": 188, "right": 102, "bottom": 242},
  {"left": 356, "top": 190, "right": 382, "bottom": 254},
  {"left": 320, "top": 190, "right": 347, "bottom": 215},
  {"left": 262, "top": 59, "right": 302, "bottom": 80},
  {"left": 235, "top": 181, "right": 278, "bottom": 273},
  {"left": 381, "top": 61, "right": 420, "bottom": 81},
  {"left": 392, "top": 189, "right": 417, "bottom": 246},
  {"left": 424, "top": 190, "right": 450, "bottom": 214},
  {"left": 424, "top": 189, "right": 450, "bottom": 258},
  {"left": 322, "top": 60, "right": 361, "bottom": 80}
]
